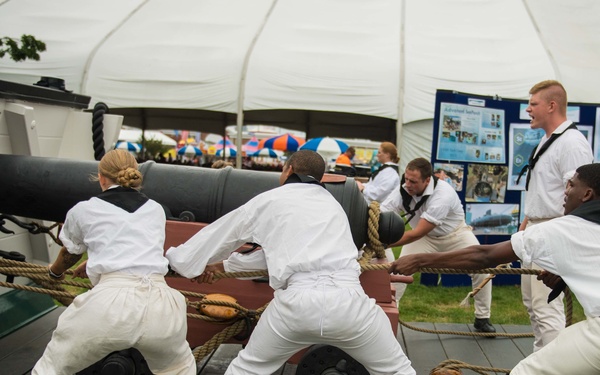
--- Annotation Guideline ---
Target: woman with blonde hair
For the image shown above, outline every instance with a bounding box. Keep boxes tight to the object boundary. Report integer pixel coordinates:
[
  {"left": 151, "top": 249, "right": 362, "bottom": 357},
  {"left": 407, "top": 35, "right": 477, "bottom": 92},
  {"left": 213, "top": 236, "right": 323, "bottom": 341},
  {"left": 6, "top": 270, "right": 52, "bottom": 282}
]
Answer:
[
  {"left": 356, "top": 141, "right": 400, "bottom": 204},
  {"left": 33, "top": 149, "right": 196, "bottom": 374}
]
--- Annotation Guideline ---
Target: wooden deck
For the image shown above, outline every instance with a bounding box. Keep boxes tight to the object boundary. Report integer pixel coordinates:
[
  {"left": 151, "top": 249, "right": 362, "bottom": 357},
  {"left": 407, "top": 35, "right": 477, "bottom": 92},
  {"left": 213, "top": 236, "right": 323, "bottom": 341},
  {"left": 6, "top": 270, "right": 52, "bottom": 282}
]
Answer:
[{"left": 1, "top": 308, "right": 533, "bottom": 375}]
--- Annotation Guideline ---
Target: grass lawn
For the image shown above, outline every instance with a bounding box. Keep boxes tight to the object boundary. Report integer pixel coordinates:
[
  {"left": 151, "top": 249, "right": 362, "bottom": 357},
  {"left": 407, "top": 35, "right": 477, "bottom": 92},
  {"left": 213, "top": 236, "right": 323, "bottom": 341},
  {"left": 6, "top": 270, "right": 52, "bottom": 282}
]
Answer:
[
  {"left": 398, "top": 273, "right": 585, "bottom": 325},
  {"left": 391, "top": 244, "right": 585, "bottom": 325}
]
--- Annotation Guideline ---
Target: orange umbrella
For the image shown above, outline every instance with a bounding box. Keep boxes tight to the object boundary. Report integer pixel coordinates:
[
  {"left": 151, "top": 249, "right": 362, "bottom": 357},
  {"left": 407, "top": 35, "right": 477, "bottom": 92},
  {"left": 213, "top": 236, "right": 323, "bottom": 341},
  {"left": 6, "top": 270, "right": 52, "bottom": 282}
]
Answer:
[{"left": 258, "top": 133, "right": 305, "bottom": 152}]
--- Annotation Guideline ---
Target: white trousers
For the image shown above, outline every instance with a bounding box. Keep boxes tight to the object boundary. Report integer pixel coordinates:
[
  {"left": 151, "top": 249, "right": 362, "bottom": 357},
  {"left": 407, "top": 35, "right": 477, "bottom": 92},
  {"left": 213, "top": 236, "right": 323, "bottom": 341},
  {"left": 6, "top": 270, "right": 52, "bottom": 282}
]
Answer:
[
  {"left": 511, "top": 316, "right": 600, "bottom": 374},
  {"left": 399, "top": 224, "right": 492, "bottom": 319},
  {"left": 32, "top": 273, "right": 196, "bottom": 375},
  {"left": 522, "top": 220, "right": 565, "bottom": 351},
  {"left": 225, "top": 270, "right": 415, "bottom": 375}
]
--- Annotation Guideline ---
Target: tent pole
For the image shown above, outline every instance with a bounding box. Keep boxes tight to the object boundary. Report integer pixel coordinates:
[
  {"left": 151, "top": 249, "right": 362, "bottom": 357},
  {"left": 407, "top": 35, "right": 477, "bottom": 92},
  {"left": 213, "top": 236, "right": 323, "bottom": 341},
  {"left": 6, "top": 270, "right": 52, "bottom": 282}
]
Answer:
[
  {"left": 235, "top": 0, "right": 279, "bottom": 168},
  {"left": 395, "top": 0, "right": 407, "bottom": 156},
  {"left": 141, "top": 108, "right": 147, "bottom": 161}
]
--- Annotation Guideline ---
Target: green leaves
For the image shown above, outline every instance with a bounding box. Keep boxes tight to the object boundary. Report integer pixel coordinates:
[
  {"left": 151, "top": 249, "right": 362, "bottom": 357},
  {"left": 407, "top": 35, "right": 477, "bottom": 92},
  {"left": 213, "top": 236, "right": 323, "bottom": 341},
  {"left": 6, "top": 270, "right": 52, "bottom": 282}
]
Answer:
[{"left": 0, "top": 34, "right": 47, "bottom": 62}]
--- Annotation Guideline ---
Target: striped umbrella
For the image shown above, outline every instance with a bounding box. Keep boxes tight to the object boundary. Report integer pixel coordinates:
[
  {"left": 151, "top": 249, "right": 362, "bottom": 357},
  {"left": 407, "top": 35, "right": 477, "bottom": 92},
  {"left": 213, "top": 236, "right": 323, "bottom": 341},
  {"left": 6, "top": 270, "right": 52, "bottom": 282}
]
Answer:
[
  {"left": 177, "top": 145, "right": 203, "bottom": 156},
  {"left": 216, "top": 148, "right": 237, "bottom": 157},
  {"left": 115, "top": 141, "right": 142, "bottom": 153},
  {"left": 242, "top": 136, "right": 260, "bottom": 153},
  {"left": 299, "top": 137, "right": 349, "bottom": 161},
  {"left": 215, "top": 137, "right": 235, "bottom": 150},
  {"left": 258, "top": 133, "right": 305, "bottom": 152},
  {"left": 248, "top": 148, "right": 283, "bottom": 158}
]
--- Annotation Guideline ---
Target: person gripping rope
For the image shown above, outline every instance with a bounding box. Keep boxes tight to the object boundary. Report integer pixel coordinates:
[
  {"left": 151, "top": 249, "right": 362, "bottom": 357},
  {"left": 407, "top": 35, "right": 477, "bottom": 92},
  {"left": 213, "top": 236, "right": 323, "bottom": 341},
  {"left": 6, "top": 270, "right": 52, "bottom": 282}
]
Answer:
[
  {"left": 166, "top": 150, "right": 415, "bottom": 375},
  {"left": 389, "top": 163, "right": 600, "bottom": 374},
  {"left": 33, "top": 149, "right": 196, "bottom": 375},
  {"left": 381, "top": 157, "right": 496, "bottom": 334}
]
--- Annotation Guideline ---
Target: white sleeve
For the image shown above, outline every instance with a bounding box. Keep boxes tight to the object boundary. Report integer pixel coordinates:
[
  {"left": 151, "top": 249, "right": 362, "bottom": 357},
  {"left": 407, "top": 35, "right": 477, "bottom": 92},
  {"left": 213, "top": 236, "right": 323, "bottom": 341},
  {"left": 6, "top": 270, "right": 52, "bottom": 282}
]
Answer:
[
  {"left": 59, "top": 205, "right": 87, "bottom": 255},
  {"left": 380, "top": 188, "right": 403, "bottom": 213},
  {"left": 363, "top": 168, "right": 399, "bottom": 203},
  {"left": 165, "top": 207, "right": 251, "bottom": 278},
  {"left": 224, "top": 249, "right": 268, "bottom": 272}
]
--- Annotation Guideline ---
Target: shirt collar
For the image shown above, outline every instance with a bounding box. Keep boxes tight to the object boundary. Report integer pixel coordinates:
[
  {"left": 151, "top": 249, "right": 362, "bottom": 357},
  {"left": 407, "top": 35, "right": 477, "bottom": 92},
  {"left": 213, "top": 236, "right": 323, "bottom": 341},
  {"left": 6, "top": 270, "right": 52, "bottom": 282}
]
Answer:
[
  {"left": 551, "top": 120, "right": 573, "bottom": 136},
  {"left": 283, "top": 173, "right": 326, "bottom": 188}
]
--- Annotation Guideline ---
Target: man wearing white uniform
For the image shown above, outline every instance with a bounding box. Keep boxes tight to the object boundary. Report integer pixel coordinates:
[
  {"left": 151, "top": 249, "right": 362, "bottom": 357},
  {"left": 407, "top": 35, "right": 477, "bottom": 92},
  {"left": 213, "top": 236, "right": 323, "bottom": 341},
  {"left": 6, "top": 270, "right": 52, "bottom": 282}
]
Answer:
[
  {"left": 518, "top": 80, "right": 593, "bottom": 351},
  {"left": 166, "top": 150, "right": 415, "bottom": 375},
  {"left": 382, "top": 157, "right": 495, "bottom": 334},
  {"left": 389, "top": 163, "right": 600, "bottom": 374}
]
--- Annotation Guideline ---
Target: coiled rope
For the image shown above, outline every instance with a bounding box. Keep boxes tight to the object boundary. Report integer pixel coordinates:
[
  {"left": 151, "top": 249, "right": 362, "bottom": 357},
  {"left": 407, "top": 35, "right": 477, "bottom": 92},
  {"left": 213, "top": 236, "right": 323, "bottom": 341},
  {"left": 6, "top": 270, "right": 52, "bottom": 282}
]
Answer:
[
  {"left": 92, "top": 102, "right": 108, "bottom": 161},
  {"left": 430, "top": 359, "right": 511, "bottom": 375}
]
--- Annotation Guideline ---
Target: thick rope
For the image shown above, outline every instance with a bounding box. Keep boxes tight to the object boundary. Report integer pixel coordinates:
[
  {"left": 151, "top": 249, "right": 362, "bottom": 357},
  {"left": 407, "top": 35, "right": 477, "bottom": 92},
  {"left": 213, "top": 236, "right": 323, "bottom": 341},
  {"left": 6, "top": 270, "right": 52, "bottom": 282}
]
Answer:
[
  {"left": 1, "top": 258, "right": 574, "bottom": 330},
  {"left": 430, "top": 359, "right": 511, "bottom": 375},
  {"left": 361, "top": 201, "right": 387, "bottom": 260},
  {"left": 92, "top": 102, "right": 108, "bottom": 161},
  {"left": 192, "top": 319, "right": 246, "bottom": 361},
  {"left": 397, "top": 316, "right": 533, "bottom": 339},
  {"left": 0, "top": 258, "right": 268, "bottom": 362}
]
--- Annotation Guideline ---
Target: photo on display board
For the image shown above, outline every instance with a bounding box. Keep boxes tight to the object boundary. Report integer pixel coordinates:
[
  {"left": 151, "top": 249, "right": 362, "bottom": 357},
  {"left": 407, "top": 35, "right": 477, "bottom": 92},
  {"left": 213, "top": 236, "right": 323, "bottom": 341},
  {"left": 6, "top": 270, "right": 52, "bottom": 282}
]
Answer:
[
  {"left": 433, "top": 163, "right": 464, "bottom": 192},
  {"left": 465, "top": 203, "right": 519, "bottom": 235},
  {"left": 465, "top": 164, "right": 508, "bottom": 203},
  {"left": 436, "top": 102, "right": 506, "bottom": 163}
]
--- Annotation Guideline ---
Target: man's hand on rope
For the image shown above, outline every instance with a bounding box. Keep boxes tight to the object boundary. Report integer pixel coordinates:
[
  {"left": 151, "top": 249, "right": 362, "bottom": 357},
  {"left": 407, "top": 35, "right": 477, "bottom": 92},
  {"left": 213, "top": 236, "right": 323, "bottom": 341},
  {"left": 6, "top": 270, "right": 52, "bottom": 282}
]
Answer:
[
  {"left": 537, "top": 270, "right": 561, "bottom": 289},
  {"left": 387, "top": 254, "right": 420, "bottom": 276},
  {"left": 538, "top": 270, "right": 567, "bottom": 303},
  {"left": 192, "top": 262, "right": 225, "bottom": 284},
  {"left": 72, "top": 260, "right": 88, "bottom": 279}
]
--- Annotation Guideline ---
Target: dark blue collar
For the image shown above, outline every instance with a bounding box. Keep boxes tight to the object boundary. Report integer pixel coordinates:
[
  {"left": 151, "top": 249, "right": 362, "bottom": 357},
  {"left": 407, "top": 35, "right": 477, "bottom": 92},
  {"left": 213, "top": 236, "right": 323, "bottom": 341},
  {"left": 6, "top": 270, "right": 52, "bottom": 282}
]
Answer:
[
  {"left": 569, "top": 200, "right": 600, "bottom": 225},
  {"left": 283, "top": 173, "right": 325, "bottom": 188},
  {"left": 97, "top": 186, "right": 149, "bottom": 213}
]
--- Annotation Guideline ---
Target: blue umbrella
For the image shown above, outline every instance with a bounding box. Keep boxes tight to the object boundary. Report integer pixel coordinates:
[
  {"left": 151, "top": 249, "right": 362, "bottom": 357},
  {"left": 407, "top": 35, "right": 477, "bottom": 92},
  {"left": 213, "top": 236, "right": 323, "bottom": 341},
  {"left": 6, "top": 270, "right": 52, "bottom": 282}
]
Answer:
[
  {"left": 177, "top": 145, "right": 203, "bottom": 156},
  {"left": 216, "top": 148, "right": 237, "bottom": 157},
  {"left": 248, "top": 148, "right": 283, "bottom": 158},
  {"left": 299, "top": 137, "right": 349, "bottom": 160},
  {"left": 115, "top": 141, "right": 142, "bottom": 153}
]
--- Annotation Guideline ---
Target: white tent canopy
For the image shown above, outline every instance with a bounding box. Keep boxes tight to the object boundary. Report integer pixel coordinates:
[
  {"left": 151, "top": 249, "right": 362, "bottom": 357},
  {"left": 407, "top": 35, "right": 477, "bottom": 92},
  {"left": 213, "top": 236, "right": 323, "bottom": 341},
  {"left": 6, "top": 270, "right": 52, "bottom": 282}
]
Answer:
[{"left": 1, "top": 0, "right": 599, "bottom": 167}]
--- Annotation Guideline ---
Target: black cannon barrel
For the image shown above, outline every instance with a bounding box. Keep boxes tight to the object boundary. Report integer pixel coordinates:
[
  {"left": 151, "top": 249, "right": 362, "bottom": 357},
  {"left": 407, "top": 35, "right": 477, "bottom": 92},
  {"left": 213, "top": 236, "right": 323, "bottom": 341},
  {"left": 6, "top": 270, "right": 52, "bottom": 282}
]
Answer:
[{"left": 0, "top": 154, "right": 404, "bottom": 248}]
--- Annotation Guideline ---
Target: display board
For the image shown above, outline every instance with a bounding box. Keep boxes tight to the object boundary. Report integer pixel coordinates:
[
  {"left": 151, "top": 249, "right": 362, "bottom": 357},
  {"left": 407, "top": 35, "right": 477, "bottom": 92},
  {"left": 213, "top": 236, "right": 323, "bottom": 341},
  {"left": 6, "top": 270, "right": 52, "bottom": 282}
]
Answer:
[{"left": 429, "top": 89, "right": 599, "bottom": 285}]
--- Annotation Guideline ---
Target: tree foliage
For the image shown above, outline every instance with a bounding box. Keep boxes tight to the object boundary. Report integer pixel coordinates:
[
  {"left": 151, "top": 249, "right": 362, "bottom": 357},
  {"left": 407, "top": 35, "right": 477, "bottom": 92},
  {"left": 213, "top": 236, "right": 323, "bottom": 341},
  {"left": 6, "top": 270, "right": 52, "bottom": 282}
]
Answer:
[
  {"left": 0, "top": 34, "right": 47, "bottom": 62},
  {"left": 139, "top": 137, "right": 172, "bottom": 160}
]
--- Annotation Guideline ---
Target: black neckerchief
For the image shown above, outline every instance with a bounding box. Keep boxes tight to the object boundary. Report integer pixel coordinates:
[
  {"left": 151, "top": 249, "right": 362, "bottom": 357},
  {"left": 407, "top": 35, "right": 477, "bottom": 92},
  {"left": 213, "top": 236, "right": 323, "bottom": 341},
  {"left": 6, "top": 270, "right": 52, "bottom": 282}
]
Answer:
[
  {"left": 97, "top": 186, "right": 149, "bottom": 213},
  {"left": 399, "top": 175, "right": 438, "bottom": 224},
  {"left": 546, "top": 199, "right": 600, "bottom": 303},
  {"left": 370, "top": 163, "right": 399, "bottom": 181},
  {"left": 283, "top": 173, "right": 326, "bottom": 188},
  {"left": 517, "top": 123, "right": 578, "bottom": 190},
  {"left": 568, "top": 200, "right": 600, "bottom": 225}
]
